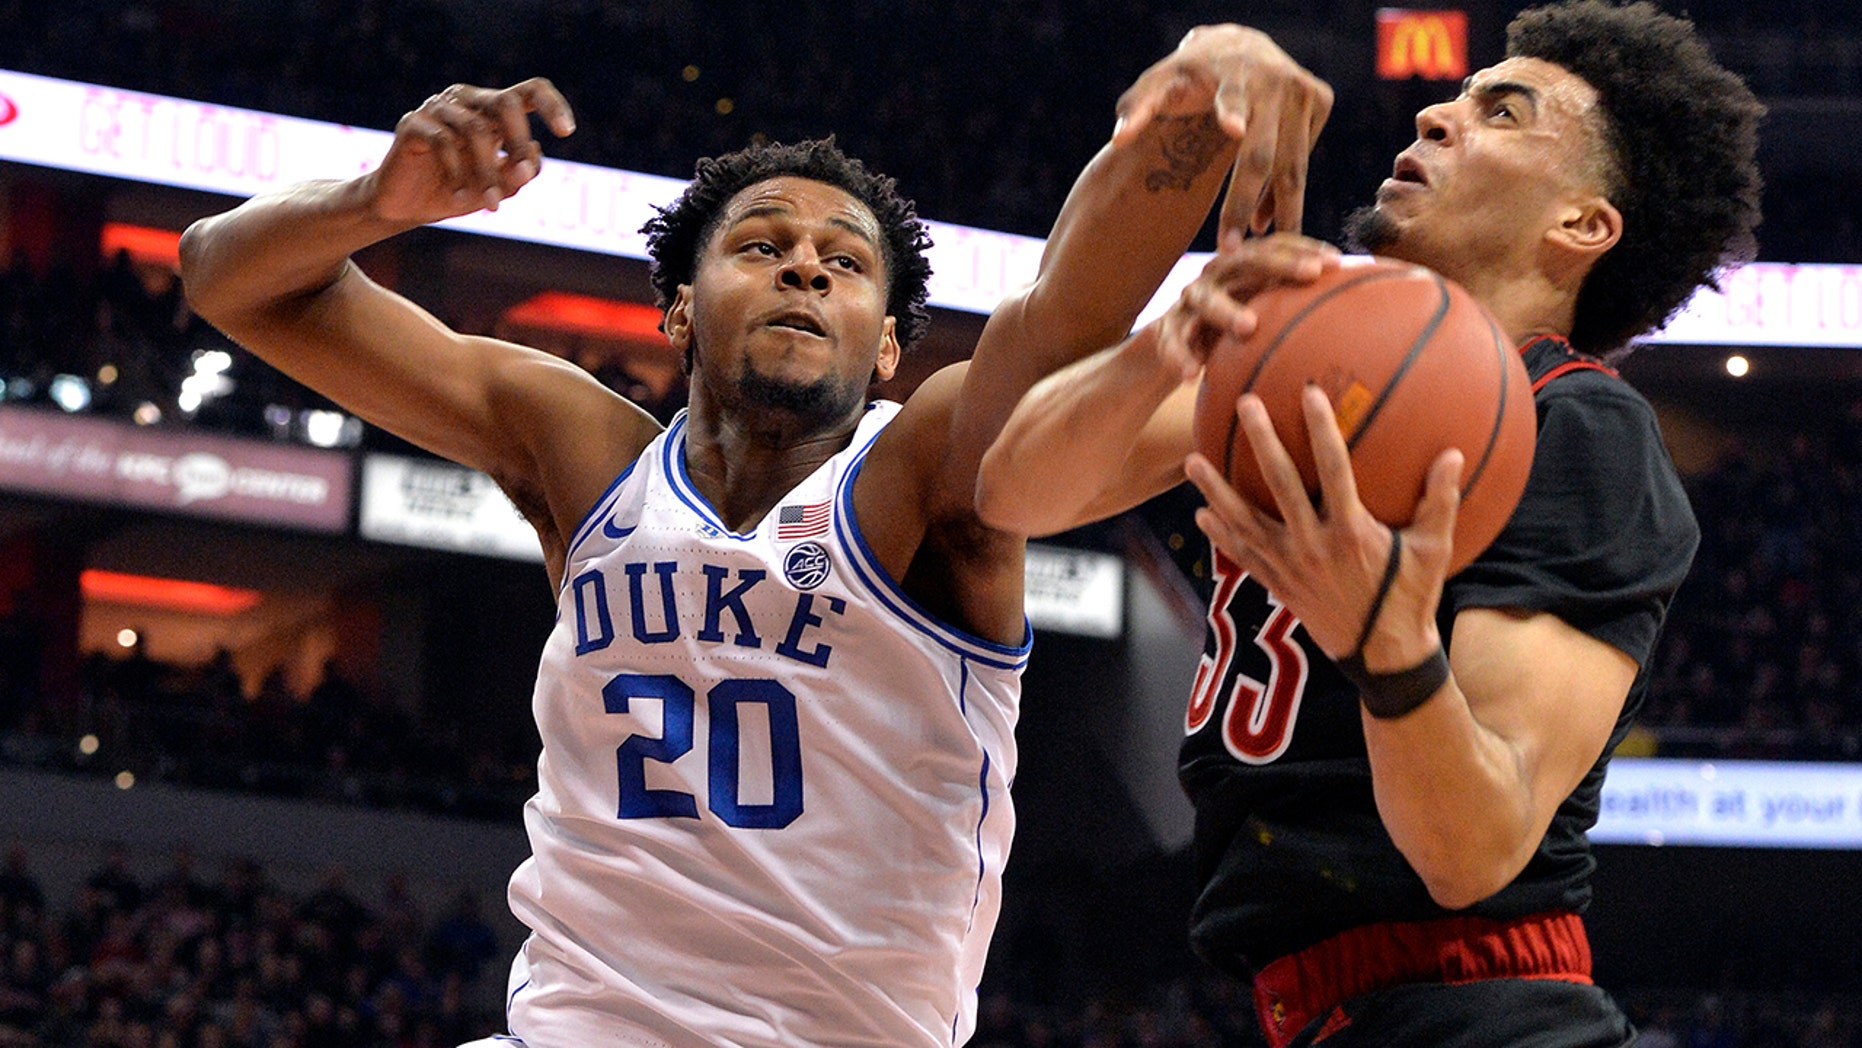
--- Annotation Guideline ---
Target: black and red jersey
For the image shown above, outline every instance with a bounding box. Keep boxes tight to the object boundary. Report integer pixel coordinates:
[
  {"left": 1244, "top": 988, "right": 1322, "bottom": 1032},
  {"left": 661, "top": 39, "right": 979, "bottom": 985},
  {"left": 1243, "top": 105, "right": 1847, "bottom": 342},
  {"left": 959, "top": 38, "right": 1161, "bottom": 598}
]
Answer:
[{"left": 1179, "top": 335, "right": 1700, "bottom": 975}]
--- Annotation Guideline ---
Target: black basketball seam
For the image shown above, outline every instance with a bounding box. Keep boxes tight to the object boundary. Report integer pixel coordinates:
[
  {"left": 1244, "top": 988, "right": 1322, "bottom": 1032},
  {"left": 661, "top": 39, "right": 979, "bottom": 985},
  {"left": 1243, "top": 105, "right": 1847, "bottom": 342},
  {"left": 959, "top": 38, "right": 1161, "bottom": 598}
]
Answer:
[
  {"left": 1222, "top": 411, "right": 1242, "bottom": 480},
  {"left": 1458, "top": 315, "right": 1512, "bottom": 501},
  {"left": 1238, "top": 266, "right": 1414, "bottom": 395},
  {"left": 1228, "top": 266, "right": 1415, "bottom": 480},
  {"left": 1343, "top": 271, "right": 1452, "bottom": 451}
]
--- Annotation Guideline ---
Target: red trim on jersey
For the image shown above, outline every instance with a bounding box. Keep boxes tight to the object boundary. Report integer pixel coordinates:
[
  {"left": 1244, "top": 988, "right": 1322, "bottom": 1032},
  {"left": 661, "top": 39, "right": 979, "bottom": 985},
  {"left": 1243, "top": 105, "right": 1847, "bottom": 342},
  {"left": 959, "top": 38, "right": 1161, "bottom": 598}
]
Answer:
[
  {"left": 1531, "top": 359, "right": 1618, "bottom": 393},
  {"left": 1251, "top": 910, "right": 1592, "bottom": 1047},
  {"left": 1517, "top": 333, "right": 1620, "bottom": 393}
]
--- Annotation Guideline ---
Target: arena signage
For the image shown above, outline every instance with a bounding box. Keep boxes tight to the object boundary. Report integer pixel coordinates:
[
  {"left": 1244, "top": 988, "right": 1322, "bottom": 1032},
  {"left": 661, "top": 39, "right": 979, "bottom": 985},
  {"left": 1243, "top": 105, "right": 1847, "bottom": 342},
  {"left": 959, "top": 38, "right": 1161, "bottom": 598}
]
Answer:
[
  {"left": 0, "top": 404, "right": 351, "bottom": 531},
  {"left": 1595, "top": 757, "right": 1862, "bottom": 849},
  {"left": 357, "top": 454, "right": 544, "bottom": 562},
  {"left": 1024, "top": 543, "right": 1124, "bottom": 639},
  {"left": 1375, "top": 9, "right": 1469, "bottom": 81},
  {"left": 0, "top": 68, "right": 1848, "bottom": 345}
]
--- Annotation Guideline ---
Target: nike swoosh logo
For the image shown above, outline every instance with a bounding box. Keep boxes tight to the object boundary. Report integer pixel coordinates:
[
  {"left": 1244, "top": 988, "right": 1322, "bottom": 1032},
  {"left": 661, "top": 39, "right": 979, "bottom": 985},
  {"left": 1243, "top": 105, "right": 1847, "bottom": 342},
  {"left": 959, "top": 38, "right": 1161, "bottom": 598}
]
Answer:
[{"left": 602, "top": 517, "right": 636, "bottom": 539}]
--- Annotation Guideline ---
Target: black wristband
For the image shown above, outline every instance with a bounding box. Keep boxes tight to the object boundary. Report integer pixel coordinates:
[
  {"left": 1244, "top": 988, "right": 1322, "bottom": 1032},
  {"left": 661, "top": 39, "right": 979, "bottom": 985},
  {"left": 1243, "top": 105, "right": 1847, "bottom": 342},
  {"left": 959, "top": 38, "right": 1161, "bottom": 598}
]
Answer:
[{"left": 1337, "top": 646, "right": 1451, "bottom": 719}]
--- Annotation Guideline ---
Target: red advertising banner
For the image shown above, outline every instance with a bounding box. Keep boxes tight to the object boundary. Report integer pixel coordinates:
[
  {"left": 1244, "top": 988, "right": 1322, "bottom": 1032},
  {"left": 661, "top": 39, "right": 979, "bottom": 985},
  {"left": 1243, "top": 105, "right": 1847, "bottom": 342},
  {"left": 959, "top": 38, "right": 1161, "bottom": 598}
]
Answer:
[
  {"left": 0, "top": 406, "right": 352, "bottom": 532},
  {"left": 1376, "top": 9, "right": 1469, "bottom": 81}
]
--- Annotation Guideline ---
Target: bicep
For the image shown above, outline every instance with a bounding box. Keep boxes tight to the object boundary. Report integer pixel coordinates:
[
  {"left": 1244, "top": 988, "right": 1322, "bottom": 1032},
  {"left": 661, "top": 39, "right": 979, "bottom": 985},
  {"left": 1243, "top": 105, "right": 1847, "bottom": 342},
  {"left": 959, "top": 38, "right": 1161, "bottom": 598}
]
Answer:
[
  {"left": 1449, "top": 607, "right": 1640, "bottom": 827},
  {"left": 216, "top": 261, "right": 576, "bottom": 476}
]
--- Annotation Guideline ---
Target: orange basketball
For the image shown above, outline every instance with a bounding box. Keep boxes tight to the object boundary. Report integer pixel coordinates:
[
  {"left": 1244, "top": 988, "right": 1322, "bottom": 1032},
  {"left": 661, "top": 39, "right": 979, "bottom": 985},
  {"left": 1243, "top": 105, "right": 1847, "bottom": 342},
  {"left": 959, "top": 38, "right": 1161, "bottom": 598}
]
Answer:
[{"left": 1192, "top": 258, "right": 1536, "bottom": 576}]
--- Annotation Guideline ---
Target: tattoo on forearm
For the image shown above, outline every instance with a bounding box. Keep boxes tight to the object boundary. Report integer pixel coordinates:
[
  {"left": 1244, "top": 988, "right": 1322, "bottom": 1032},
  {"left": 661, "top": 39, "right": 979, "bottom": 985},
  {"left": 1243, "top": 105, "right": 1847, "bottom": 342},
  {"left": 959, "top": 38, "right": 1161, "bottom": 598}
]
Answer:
[{"left": 1144, "top": 112, "right": 1227, "bottom": 192}]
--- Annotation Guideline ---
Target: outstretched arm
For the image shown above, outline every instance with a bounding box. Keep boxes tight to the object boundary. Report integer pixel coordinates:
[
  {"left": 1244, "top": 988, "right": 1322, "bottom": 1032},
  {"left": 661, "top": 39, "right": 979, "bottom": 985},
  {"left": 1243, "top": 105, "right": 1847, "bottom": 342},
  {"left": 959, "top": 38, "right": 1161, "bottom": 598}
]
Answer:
[
  {"left": 975, "top": 233, "right": 1340, "bottom": 537},
  {"left": 181, "top": 81, "right": 659, "bottom": 583},
  {"left": 945, "top": 24, "right": 1334, "bottom": 478},
  {"left": 858, "top": 26, "right": 1332, "bottom": 642}
]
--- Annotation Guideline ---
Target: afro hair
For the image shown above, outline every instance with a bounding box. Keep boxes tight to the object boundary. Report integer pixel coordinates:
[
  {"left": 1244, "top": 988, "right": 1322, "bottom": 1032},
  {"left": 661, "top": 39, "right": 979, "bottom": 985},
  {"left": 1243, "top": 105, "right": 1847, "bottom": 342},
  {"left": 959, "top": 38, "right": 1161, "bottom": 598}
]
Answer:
[{"left": 1507, "top": 0, "right": 1764, "bottom": 356}]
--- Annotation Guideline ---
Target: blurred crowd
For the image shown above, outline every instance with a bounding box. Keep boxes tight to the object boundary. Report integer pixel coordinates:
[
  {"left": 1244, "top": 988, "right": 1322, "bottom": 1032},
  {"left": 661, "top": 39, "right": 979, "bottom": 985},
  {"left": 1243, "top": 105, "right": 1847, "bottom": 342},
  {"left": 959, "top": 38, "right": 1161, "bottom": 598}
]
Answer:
[
  {"left": 0, "top": 642, "right": 534, "bottom": 822},
  {"left": 1640, "top": 407, "right": 1862, "bottom": 761},
  {"left": 0, "top": 844, "right": 1857, "bottom": 1048},
  {"left": 0, "top": 846, "right": 502, "bottom": 1048}
]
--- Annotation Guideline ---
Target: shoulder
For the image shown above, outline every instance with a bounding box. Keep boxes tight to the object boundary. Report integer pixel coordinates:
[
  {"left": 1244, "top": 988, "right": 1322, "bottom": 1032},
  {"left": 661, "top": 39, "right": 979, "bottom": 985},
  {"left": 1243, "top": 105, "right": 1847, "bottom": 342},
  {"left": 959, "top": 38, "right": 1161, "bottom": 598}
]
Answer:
[
  {"left": 859, "top": 361, "right": 972, "bottom": 494},
  {"left": 479, "top": 346, "right": 665, "bottom": 557}
]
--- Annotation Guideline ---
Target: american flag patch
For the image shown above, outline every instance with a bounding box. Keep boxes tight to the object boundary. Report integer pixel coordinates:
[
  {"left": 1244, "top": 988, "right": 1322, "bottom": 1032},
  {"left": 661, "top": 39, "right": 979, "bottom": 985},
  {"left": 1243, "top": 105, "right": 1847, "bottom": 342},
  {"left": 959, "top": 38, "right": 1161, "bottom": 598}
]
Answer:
[{"left": 775, "top": 500, "right": 831, "bottom": 539}]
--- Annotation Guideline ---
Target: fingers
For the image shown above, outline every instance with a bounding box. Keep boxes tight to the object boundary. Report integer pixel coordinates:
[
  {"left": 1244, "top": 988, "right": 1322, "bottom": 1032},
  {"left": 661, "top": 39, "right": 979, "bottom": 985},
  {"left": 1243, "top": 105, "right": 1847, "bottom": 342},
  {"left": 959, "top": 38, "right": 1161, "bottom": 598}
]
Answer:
[
  {"left": 1112, "top": 87, "right": 1160, "bottom": 149},
  {"left": 1301, "top": 383, "right": 1361, "bottom": 517},
  {"left": 1211, "top": 74, "right": 1252, "bottom": 140},
  {"left": 510, "top": 76, "right": 577, "bottom": 138},
  {"left": 1217, "top": 99, "right": 1279, "bottom": 240},
  {"left": 1412, "top": 448, "right": 1464, "bottom": 547},
  {"left": 1237, "top": 393, "right": 1320, "bottom": 532},
  {"left": 397, "top": 80, "right": 572, "bottom": 209},
  {"left": 1256, "top": 95, "right": 1312, "bottom": 235},
  {"left": 1159, "top": 234, "right": 1338, "bottom": 376},
  {"left": 1160, "top": 278, "right": 1255, "bottom": 379}
]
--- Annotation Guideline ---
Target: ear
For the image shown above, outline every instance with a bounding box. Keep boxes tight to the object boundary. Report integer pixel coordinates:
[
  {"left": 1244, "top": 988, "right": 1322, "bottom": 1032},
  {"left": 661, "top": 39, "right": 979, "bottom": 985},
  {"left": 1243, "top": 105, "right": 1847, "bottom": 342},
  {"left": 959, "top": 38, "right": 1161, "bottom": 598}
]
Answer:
[
  {"left": 664, "top": 284, "right": 695, "bottom": 353},
  {"left": 1548, "top": 194, "right": 1622, "bottom": 259},
  {"left": 872, "top": 316, "right": 901, "bottom": 382}
]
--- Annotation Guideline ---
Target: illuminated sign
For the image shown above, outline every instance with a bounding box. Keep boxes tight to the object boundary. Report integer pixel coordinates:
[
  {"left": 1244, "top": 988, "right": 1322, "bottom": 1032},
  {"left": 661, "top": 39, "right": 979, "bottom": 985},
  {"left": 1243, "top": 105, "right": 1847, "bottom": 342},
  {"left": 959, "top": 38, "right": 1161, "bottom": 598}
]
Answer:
[
  {"left": 0, "top": 68, "right": 1044, "bottom": 318},
  {"left": 1638, "top": 263, "right": 1862, "bottom": 348},
  {"left": 1376, "top": 9, "right": 1469, "bottom": 81},
  {"left": 1024, "top": 543, "right": 1124, "bottom": 639},
  {"left": 0, "top": 405, "right": 352, "bottom": 531},
  {"left": 1, "top": 69, "right": 1849, "bottom": 348},
  {"left": 357, "top": 455, "right": 543, "bottom": 562},
  {"left": 1595, "top": 758, "right": 1862, "bottom": 849}
]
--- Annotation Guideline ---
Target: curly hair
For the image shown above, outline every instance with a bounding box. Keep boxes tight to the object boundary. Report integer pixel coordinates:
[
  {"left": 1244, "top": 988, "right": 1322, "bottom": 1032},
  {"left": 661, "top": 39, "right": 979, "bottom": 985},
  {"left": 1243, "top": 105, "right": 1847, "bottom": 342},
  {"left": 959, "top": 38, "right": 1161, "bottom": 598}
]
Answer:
[
  {"left": 1507, "top": 0, "right": 1764, "bottom": 356},
  {"left": 641, "top": 138, "right": 934, "bottom": 359}
]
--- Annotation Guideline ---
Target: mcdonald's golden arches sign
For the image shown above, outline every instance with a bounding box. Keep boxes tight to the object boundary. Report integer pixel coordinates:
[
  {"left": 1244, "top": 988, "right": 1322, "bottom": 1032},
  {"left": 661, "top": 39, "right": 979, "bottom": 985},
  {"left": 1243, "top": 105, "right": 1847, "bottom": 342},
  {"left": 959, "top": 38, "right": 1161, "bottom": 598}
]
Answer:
[{"left": 1375, "top": 8, "right": 1469, "bottom": 80}]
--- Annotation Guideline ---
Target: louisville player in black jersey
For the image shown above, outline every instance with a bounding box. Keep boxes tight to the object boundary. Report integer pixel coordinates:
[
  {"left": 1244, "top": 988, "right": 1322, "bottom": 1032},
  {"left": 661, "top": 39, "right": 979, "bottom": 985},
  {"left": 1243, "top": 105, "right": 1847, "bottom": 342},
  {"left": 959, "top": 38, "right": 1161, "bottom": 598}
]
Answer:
[{"left": 976, "top": 2, "right": 1762, "bottom": 1045}]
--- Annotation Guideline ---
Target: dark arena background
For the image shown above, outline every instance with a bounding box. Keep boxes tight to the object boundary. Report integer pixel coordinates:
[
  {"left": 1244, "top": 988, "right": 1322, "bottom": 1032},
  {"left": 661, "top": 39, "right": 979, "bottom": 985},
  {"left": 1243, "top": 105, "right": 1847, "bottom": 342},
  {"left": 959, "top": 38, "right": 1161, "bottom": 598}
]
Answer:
[{"left": 3, "top": 1, "right": 1861, "bottom": 1045}]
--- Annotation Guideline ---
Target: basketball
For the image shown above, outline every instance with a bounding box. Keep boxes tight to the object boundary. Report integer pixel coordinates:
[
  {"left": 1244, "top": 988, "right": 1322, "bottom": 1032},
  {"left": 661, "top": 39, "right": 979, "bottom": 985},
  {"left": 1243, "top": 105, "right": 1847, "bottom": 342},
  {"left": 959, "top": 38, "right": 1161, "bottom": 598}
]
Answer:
[{"left": 1192, "top": 258, "right": 1536, "bottom": 576}]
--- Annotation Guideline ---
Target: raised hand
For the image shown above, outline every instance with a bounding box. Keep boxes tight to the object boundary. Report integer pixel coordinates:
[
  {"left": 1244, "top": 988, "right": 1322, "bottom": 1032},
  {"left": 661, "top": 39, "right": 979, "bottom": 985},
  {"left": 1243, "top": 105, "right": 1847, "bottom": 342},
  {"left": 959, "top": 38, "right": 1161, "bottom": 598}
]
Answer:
[
  {"left": 1154, "top": 232, "right": 1339, "bottom": 380},
  {"left": 1111, "top": 24, "right": 1333, "bottom": 236},
  {"left": 366, "top": 78, "right": 577, "bottom": 226}
]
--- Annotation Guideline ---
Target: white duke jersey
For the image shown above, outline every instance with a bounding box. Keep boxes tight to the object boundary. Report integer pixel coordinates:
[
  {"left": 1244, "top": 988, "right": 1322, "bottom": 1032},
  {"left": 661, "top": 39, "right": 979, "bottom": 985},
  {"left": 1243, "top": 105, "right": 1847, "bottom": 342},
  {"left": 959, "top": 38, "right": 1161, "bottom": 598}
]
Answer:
[{"left": 503, "top": 402, "right": 1029, "bottom": 1048}]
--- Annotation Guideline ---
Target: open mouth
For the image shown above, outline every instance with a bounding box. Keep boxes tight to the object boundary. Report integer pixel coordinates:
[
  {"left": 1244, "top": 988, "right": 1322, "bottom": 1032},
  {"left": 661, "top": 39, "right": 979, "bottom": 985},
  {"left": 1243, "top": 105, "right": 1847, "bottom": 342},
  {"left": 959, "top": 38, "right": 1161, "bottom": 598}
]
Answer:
[
  {"left": 767, "top": 311, "right": 827, "bottom": 337},
  {"left": 1391, "top": 155, "right": 1428, "bottom": 185}
]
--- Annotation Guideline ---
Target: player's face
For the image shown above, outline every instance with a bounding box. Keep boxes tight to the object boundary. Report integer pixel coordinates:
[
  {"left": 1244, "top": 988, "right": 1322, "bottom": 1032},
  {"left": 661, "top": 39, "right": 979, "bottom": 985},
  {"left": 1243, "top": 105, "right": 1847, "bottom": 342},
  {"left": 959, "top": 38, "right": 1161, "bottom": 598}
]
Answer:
[
  {"left": 671, "top": 176, "right": 899, "bottom": 428},
  {"left": 1348, "top": 57, "right": 1611, "bottom": 282}
]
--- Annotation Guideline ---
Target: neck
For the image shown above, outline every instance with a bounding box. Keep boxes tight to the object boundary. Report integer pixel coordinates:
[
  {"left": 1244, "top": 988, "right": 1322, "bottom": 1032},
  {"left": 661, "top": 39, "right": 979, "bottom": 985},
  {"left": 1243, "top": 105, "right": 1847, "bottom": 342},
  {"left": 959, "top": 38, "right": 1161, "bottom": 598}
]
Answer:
[
  {"left": 1437, "top": 256, "right": 1582, "bottom": 352},
  {"left": 681, "top": 394, "right": 863, "bottom": 532}
]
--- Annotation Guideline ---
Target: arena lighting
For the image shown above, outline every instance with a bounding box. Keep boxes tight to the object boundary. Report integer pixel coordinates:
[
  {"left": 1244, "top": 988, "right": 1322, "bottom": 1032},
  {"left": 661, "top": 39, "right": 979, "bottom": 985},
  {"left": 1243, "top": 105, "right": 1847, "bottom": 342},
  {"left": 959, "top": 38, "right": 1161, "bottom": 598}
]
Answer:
[
  {"left": 300, "top": 408, "right": 361, "bottom": 448},
  {"left": 79, "top": 568, "right": 263, "bottom": 616},
  {"left": 100, "top": 221, "right": 182, "bottom": 268},
  {"left": 0, "top": 67, "right": 1854, "bottom": 345},
  {"left": 48, "top": 373, "right": 92, "bottom": 412},
  {"left": 503, "top": 292, "right": 667, "bottom": 341},
  {"left": 178, "top": 347, "right": 235, "bottom": 413},
  {"left": 1726, "top": 354, "right": 1751, "bottom": 377}
]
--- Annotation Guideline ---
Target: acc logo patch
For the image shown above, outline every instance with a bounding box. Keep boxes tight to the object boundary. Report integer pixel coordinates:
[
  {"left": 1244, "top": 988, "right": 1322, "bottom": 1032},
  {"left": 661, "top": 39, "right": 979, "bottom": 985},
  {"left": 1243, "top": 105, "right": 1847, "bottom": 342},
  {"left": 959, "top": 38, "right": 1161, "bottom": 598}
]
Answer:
[{"left": 783, "top": 542, "right": 832, "bottom": 590}]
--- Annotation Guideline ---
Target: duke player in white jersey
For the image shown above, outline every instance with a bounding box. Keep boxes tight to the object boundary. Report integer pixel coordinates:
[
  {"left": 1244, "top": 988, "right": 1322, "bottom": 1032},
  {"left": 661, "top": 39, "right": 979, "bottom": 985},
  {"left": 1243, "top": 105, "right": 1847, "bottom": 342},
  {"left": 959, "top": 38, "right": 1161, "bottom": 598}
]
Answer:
[{"left": 178, "top": 31, "right": 1330, "bottom": 1046}]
